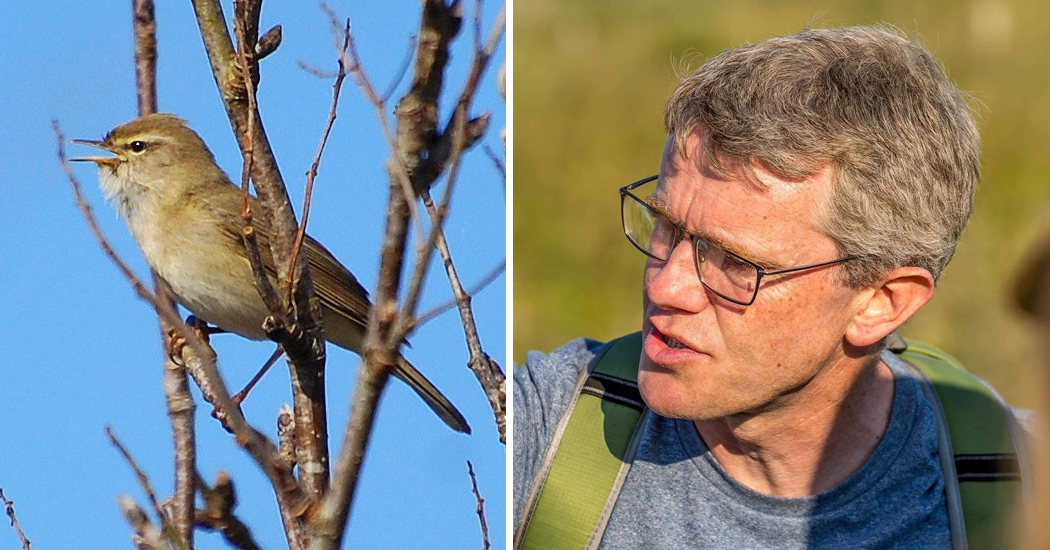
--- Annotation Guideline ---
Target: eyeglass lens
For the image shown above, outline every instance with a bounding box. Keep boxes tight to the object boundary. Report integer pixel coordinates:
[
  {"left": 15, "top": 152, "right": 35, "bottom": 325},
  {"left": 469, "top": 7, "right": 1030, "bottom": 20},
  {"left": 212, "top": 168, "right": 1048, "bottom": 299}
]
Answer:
[{"left": 622, "top": 193, "right": 759, "bottom": 303}]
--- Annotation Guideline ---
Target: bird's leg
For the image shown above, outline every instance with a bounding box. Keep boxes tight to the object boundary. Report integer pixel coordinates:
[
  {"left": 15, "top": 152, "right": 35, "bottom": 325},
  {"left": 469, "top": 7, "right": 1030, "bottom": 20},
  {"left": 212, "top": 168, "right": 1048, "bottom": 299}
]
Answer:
[
  {"left": 231, "top": 346, "right": 284, "bottom": 405},
  {"left": 185, "top": 314, "right": 227, "bottom": 336},
  {"left": 165, "top": 316, "right": 224, "bottom": 366}
]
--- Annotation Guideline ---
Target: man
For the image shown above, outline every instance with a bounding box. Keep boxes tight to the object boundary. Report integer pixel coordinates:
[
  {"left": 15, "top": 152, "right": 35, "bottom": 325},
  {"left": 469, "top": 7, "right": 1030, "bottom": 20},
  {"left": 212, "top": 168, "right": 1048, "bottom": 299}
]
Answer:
[{"left": 514, "top": 26, "right": 1021, "bottom": 548}]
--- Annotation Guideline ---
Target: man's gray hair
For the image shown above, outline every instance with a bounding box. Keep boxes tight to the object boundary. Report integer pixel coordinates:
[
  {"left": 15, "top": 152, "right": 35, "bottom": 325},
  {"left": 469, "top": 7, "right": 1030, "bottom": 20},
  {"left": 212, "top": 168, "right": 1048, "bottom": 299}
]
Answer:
[{"left": 664, "top": 25, "right": 980, "bottom": 286}]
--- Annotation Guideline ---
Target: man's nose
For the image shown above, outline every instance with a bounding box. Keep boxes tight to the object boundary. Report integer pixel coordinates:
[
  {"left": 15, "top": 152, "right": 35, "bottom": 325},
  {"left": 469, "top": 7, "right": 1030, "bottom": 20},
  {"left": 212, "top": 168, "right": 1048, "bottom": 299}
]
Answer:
[{"left": 645, "top": 238, "right": 709, "bottom": 313}]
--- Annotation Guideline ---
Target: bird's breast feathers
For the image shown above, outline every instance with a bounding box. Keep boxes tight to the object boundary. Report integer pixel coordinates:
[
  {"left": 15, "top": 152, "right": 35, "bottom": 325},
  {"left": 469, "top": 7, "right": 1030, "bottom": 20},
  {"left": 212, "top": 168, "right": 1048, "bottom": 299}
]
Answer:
[{"left": 131, "top": 209, "right": 271, "bottom": 340}]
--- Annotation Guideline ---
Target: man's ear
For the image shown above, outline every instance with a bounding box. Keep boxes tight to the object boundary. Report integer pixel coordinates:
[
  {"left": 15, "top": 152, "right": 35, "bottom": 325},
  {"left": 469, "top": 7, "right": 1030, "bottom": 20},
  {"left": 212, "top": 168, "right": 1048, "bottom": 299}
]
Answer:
[{"left": 845, "top": 267, "right": 935, "bottom": 348}]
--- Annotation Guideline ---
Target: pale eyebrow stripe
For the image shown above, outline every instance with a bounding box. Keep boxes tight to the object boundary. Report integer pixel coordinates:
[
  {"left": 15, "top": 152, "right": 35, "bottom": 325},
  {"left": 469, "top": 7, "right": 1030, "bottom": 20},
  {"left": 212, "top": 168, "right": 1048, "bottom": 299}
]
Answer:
[{"left": 644, "top": 191, "right": 783, "bottom": 270}]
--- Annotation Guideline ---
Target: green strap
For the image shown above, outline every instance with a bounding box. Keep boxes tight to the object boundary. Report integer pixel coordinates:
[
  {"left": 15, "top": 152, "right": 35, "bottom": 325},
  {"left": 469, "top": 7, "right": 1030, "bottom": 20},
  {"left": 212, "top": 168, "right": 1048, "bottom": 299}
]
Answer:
[
  {"left": 899, "top": 339, "right": 1025, "bottom": 550},
  {"left": 517, "top": 333, "right": 645, "bottom": 550}
]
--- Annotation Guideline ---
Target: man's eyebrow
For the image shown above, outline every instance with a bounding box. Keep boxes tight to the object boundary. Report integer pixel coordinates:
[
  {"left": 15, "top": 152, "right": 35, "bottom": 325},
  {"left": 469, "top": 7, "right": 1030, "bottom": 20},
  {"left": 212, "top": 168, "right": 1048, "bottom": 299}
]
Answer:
[{"left": 644, "top": 191, "right": 784, "bottom": 270}]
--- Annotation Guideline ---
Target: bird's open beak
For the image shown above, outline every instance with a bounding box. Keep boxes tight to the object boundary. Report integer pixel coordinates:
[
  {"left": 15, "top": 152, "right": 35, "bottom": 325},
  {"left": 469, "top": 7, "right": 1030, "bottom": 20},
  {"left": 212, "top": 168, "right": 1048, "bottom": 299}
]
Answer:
[{"left": 70, "top": 139, "right": 120, "bottom": 167}]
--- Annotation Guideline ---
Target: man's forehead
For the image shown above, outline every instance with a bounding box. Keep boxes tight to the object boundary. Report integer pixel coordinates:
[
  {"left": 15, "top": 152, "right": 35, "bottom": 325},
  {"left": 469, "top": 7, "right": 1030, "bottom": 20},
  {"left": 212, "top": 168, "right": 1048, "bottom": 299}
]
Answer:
[
  {"left": 646, "top": 184, "right": 790, "bottom": 269},
  {"left": 654, "top": 135, "right": 839, "bottom": 265}
]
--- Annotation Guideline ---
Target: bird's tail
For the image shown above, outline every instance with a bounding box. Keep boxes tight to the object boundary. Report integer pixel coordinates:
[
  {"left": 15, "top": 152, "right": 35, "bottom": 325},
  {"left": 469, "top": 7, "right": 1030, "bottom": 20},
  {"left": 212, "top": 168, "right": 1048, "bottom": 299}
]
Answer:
[{"left": 393, "top": 356, "right": 471, "bottom": 434}]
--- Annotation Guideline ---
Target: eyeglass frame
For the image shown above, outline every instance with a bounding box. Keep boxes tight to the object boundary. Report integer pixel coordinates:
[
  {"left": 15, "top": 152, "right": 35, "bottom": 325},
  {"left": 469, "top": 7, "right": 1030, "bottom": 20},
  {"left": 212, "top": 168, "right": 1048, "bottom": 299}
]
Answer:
[{"left": 619, "top": 175, "right": 858, "bottom": 306}]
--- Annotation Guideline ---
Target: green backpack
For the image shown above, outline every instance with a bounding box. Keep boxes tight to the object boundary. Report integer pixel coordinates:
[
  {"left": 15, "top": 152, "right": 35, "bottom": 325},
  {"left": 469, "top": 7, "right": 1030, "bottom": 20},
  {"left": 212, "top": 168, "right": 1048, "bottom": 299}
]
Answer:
[{"left": 515, "top": 332, "right": 1030, "bottom": 550}]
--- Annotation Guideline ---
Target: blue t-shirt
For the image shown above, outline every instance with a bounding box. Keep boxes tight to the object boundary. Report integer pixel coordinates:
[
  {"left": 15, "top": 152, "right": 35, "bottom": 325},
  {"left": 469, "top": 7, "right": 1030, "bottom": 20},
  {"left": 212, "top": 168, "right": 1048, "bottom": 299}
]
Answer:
[{"left": 514, "top": 338, "right": 951, "bottom": 549}]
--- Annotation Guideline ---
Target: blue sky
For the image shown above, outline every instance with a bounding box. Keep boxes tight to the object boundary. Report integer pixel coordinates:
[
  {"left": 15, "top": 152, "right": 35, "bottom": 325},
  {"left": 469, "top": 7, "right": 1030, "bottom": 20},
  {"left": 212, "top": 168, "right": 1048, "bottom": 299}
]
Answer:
[{"left": 0, "top": 1, "right": 506, "bottom": 548}]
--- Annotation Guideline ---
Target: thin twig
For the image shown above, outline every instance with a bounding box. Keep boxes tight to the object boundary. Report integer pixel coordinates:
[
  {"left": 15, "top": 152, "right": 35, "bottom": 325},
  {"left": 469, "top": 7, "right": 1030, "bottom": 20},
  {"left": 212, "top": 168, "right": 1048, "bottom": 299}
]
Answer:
[
  {"left": 466, "top": 461, "right": 490, "bottom": 550},
  {"left": 191, "top": 0, "right": 329, "bottom": 367},
  {"left": 472, "top": 0, "right": 483, "bottom": 52},
  {"left": 379, "top": 1, "right": 506, "bottom": 441},
  {"left": 322, "top": 6, "right": 423, "bottom": 232},
  {"left": 107, "top": 427, "right": 168, "bottom": 523},
  {"left": 421, "top": 175, "right": 507, "bottom": 444},
  {"left": 233, "top": 6, "right": 283, "bottom": 322},
  {"left": 107, "top": 427, "right": 189, "bottom": 550},
  {"left": 380, "top": 35, "right": 418, "bottom": 103},
  {"left": 1, "top": 489, "right": 32, "bottom": 550},
  {"left": 415, "top": 259, "right": 505, "bottom": 327},
  {"left": 482, "top": 144, "right": 505, "bottom": 185},
  {"left": 306, "top": 191, "right": 407, "bottom": 549},
  {"left": 287, "top": 18, "right": 351, "bottom": 304},
  {"left": 297, "top": 61, "right": 338, "bottom": 79}
]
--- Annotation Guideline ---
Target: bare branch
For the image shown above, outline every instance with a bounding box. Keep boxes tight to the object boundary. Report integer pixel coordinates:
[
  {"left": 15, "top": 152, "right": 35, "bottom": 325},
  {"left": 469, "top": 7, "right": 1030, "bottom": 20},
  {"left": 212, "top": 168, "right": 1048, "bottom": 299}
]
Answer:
[
  {"left": 1, "top": 489, "right": 32, "bottom": 550},
  {"left": 482, "top": 144, "right": 505, "bottom": 185},
  {"left": 395, "top": 0, "right": 462, "bottom": 193},
  {"left": 120, "top": 496, "right": 172, "bottom": 550},
  {"left": 297, "top": 60, "right": 338, "bottom": 79},
  {"left": 133, "top": 0, "right": 157, "bottom": 114},
  {"left": 106, "top": 428, "right": 169, "bottom": 526},
  {"left": 412, "top": 3, "right": 507, "bottom": 442},
  {"left": 411, "top": 2, "right": 504, "bottom": 192},
  {"left": 201, "top": 0, "right": 332, "bottom": 503},
  {"left": 382, "top": 0, "right": 507, "bottom": 440},
  {"left": 191, "top": 0, "right": 329, "bottom": 365},
  {"left": 415, "top": 259, "right": 505, "bottom": 327},
  {"left": 195, "top": 472, "right": 262, "bottom": 550},
  {"left": 231, "top": 346, "right": 284, "bottom": 404},
  {"left": 278, "top": 404, "right": 297, "bottom": 468},
  {"left": 107, "top": 427, "right": 189, "bottom": 550},
  {"left": 420, "top": 194, "right": 506, "bottom": 442},
  {"left": 306, "top": 182, "right": 413, "bottom": 547},
  {"left": 308, "top": 2, "right": 509, "bottom": 542},
  {"left": 174, "top": 343, "right": 308, "bottom": 550},
  {"left": 466, "top": 461, "right": 490, "bottom": 550},
  {"left": 306, "top": 346, "right": 394, "bottom": 549},
  {"left": 391, "top": 1, "right": 506, "bottom": 342},
  {"left": 161, "top": 339, "right": 197, "bottom": 549},
  {"left": 231, "top": 5, "right": 283, "bottom": 327},
  {"left": 287, "top": 19, "right": 351, "bottom": 305},
  {"left": 322, "top": 6, "right": 423, "bottom": 230}
]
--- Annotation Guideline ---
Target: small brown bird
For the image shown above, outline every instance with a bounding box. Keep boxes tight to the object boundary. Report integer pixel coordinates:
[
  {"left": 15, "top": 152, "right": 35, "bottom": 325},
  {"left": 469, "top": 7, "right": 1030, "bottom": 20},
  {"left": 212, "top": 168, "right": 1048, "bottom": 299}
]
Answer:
[{"left": 73, "top": 113, "right": 470, "bottom": 433}]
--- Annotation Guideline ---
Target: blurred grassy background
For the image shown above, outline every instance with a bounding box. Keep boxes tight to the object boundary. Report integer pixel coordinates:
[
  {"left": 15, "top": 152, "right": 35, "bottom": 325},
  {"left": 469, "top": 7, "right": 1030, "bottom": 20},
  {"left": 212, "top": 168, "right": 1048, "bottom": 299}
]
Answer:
[{"left": 514, "top": 0, "right": 1050, "bottom": 408}]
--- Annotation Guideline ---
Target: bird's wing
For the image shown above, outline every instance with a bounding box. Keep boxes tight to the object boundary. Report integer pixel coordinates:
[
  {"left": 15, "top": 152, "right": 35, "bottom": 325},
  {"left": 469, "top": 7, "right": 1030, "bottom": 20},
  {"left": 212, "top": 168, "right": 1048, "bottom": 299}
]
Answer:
[
  {"left": 215, "top": 191, "right": 373, "bottom": 330},
  {"left": 301, "top": 234, "right": 372, "bottom": 330}
]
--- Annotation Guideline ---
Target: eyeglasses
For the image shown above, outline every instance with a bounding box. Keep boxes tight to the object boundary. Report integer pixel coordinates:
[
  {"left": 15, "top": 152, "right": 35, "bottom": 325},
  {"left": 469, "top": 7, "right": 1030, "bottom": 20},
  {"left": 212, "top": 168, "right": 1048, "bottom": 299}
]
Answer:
[{"left": 619, "top": 175, "right": 856, "bottom": 306}]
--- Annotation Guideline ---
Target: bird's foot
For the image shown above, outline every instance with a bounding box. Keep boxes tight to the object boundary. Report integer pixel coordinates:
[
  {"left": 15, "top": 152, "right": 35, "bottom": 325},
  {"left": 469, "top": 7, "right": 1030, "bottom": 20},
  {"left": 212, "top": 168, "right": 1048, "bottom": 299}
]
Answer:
[{"left": 166, "top": 329, "right": 187, "bottom": 366}]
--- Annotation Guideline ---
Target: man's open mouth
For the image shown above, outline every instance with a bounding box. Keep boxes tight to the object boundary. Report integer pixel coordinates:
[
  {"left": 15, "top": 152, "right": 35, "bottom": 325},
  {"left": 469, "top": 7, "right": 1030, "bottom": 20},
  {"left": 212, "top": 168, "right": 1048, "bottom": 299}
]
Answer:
[{"left": 665, "top": 335, "right": 687, "bottom": 349}]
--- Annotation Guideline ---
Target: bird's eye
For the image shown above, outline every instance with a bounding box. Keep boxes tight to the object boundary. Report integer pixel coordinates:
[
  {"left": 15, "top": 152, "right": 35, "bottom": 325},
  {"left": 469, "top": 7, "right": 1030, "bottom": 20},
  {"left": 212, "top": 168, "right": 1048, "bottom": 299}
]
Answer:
[{"left": 129, "top": 141, "right": 147, "bottom": 153}]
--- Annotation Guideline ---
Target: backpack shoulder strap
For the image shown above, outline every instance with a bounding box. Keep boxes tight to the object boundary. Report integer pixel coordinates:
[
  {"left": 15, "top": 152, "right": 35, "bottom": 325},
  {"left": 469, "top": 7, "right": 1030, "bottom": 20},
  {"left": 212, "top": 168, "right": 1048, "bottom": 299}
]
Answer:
[
  {"left": 515, "top": 332, "right": 649, "bottom": 550},
  {"left": 892, "top": 336, "right": 1028, "bottom": 550}
]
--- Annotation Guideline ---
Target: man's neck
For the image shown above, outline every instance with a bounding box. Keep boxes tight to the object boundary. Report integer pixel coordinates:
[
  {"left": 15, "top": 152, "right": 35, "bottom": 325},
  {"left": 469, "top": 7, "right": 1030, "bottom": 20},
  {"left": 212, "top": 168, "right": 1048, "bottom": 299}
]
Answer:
[{"left": 694, "top": 355, "right": 896, "bottom": 498}]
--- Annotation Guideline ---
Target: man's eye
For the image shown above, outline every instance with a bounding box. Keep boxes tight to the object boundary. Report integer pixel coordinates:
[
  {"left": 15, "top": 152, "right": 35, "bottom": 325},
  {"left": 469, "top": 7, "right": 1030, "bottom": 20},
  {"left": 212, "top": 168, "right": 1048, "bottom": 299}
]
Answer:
[
  {"left": 129, "top": 141, "right": 147, "bottom": 153},
  {"left": 723, "top": 255, "right": 752, "bottom": 272}
]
